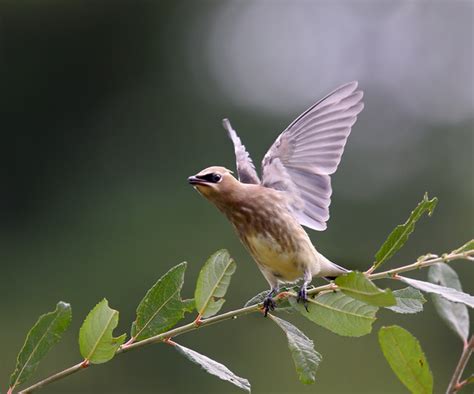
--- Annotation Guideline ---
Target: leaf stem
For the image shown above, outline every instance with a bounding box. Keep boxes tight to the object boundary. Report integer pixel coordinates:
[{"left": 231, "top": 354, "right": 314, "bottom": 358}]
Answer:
[
  {"left": 18, "top": 249, "right": 473, "bottom": 393},
  {"left": 447, "top": 335, "right": 473, "bottom": 393}
]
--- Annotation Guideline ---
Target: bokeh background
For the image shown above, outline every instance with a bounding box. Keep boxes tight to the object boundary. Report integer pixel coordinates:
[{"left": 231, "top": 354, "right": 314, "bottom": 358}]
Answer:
[{"left": 1, "top": 1, "right": 473, "bottom": 393}]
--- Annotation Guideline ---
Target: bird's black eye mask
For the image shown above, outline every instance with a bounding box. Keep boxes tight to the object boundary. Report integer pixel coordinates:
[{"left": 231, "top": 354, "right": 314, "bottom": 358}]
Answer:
[{"left": 196, "top": 173, "right": 222, "bottom": 183}]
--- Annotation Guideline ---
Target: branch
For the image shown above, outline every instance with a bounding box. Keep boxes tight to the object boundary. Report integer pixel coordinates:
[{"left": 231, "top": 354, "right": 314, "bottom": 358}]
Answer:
[
  {"left": 18, "top": 249, "right": 473, "bottom": 393},
  {"left": 447, "top": 335, "right": 474, "bottom": 393},
  {"left": 16, "top": 362, "right": 88, "bottom": 394}
]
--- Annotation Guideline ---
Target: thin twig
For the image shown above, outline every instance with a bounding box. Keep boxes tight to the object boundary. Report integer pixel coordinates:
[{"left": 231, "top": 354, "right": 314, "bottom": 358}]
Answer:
[
  {"left": 17, "top": 249, "right": 473, "bottom": 393},
  {"left": 447, "top": 335, "right": 474, "bottom": 394},
  {"left": 368, "top": 251, "right": 473, "bottom": 280},
  {"left": 17, "top": 362, "right": 88, "bottom": 394}
]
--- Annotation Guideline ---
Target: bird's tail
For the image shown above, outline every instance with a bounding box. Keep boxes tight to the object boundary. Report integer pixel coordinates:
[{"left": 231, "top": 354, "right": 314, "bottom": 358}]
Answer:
[{"left": 318, "top": 253, "right": 350, "bottom": 281}]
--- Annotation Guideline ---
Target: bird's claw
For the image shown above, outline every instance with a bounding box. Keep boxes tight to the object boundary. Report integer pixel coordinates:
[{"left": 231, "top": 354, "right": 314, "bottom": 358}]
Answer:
[
  {"left": 263, "top": 296, "right": 276, "bottom": 317},
  {"left": 297, "top": 286, "right": 309, "bottom": 312}
]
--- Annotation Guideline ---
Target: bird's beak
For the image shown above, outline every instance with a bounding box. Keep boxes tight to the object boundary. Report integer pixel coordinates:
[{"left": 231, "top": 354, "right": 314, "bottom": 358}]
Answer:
[{"left": 188, "top": 175, "right": 207, "bottom": 186}]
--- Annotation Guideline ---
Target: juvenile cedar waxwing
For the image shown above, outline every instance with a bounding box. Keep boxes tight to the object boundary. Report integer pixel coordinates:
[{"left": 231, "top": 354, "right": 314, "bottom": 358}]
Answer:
[{"left": 188, "top": 82, "right": 364, "bottom": 315}]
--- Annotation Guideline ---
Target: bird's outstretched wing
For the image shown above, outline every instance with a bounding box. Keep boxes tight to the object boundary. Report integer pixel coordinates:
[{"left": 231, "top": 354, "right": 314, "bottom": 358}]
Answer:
[
  {"left": 223, "top": 118, "right": 261, "bottom": 184},
  {"left": 261, "top": 81, "right": 364, "bottom": 231}
]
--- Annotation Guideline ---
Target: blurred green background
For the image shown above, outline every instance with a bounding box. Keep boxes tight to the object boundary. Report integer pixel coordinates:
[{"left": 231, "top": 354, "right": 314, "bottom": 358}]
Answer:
[{"left": 1, "top": 1, "right": 473, "bottom": 393}]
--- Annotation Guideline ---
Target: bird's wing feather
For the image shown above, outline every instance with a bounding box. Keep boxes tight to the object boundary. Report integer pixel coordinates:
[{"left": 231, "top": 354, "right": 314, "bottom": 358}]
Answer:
[
  {"left": 223, "top": 118, "right": 261, "bottom": 184},
  {"left": 261, "top": 81, "right": 364, "bottom": 231}
]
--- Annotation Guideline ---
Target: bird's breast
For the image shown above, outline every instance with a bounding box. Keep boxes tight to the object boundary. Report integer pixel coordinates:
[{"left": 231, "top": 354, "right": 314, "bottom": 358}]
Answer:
[
  {"left": 245, "top": 232, "right": 296, "bottom": 267},
  {"left": 227, "top": 204, "right": 314, "bottom": 282}
]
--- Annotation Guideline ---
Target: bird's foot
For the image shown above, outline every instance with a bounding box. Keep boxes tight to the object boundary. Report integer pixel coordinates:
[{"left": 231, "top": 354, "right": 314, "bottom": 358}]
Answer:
[
  {"left": 262, "top": 296, "right": 276, "bottom": 317},
  {"left": 297, "top": 285, "right": 309, "bottom": 312}
]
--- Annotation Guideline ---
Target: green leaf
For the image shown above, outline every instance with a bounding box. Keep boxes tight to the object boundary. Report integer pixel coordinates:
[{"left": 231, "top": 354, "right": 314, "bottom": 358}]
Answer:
[
  {"left": 428, "top": 264, "right": 469, "bottom": 342},
  {"left": 374, "top": 193, "right": 437, "bottom": 270},
  {"left": 9, "top": 302, "right": 72, "bottom": 391},
  {"left": 174, "top": 343, "right": 251, "bottom": 392},
  {"left": 386, "top": 287, "right": 426, "bottom": 314},
  {"left": 182, "top": 298, "right": 196, "bottom": 313},
  {"left": 79, "top": 299, "right": 126, "bottom": 364},
  {"left": 269, "top": 314, "right": 322, "bottom": 384},
  {"left": 290, "top": 292, "right": 378, "bottom": 337},
  {"left": 132, "top": 262, "right": 190, "bottom": 341},
  {"left": 195, "top": 249, "right": 236, "bottom": 318},
  {"left": 378, "top": 326, "right": 433, "bottom": 394},
  {"left": 452, "top": 239, "right": 474, "bottom": 254},
  {"left": 335, "top": 271, "right": 396, "bottom": 307},
  {"left": 399, "top": 276, "right": 474, "bottom": 308}
]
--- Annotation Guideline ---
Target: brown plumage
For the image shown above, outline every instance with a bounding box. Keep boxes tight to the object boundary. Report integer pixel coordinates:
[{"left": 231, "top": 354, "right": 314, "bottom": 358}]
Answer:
[{"left": 188, "top": 82, "right": 364, "bottom": 314}]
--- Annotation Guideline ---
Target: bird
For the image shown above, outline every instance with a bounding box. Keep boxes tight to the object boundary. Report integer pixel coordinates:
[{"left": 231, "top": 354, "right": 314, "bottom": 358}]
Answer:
[{"left": 188, "top": 81, "right": 364, "bottom": 316}]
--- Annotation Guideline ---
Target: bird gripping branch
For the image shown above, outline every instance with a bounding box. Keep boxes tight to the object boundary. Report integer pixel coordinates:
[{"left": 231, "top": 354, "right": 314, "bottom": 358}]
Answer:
[{"left": 188, "top": 82, "right": 364, "bottom": 316}]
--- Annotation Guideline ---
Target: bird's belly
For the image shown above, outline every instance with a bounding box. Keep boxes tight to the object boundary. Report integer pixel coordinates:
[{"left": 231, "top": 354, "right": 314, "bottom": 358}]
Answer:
[{"left": 244, "top": 232, "right": 303, "bottom": 282}]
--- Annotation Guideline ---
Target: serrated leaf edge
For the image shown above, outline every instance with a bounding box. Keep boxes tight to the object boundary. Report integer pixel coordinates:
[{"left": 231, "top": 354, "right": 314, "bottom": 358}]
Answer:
[
  {"left": 197, "top": 252, "right": 235, "bottom": 316},
  {"left": 374, "top": 193, "right": 437, "bottom": 268},
  {"left": 81, "top": 300, "right": 124, "bottom": 361},
  {"left": 379, "top": 326, "right": 432, "bottom": 393},
  {"left": 10, "top": 302, "right": 71, "bottom": 390},
  {"left": 133, "top": 274, "right": 183, "bottom": 340},
  {"left": 269, "top": 314, "right": 321, "bottom": 384}
]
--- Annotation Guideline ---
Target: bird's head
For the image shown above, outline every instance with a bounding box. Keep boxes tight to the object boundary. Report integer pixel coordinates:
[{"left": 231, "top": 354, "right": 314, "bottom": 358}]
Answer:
[{"left": 188, "top": 166, "right": 239, "bottom": 201}]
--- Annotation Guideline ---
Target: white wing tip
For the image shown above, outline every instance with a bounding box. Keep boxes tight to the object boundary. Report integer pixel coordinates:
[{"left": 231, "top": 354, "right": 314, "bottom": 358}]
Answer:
[
  {"left": 347, "top": 80, "right": 358, "bottom": 89},
  {"left": 341, "top": 81, "right": 362, "bottom": 96},
  {"left": 222, "top": 118, "right": 238, "bottom": 141}
]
